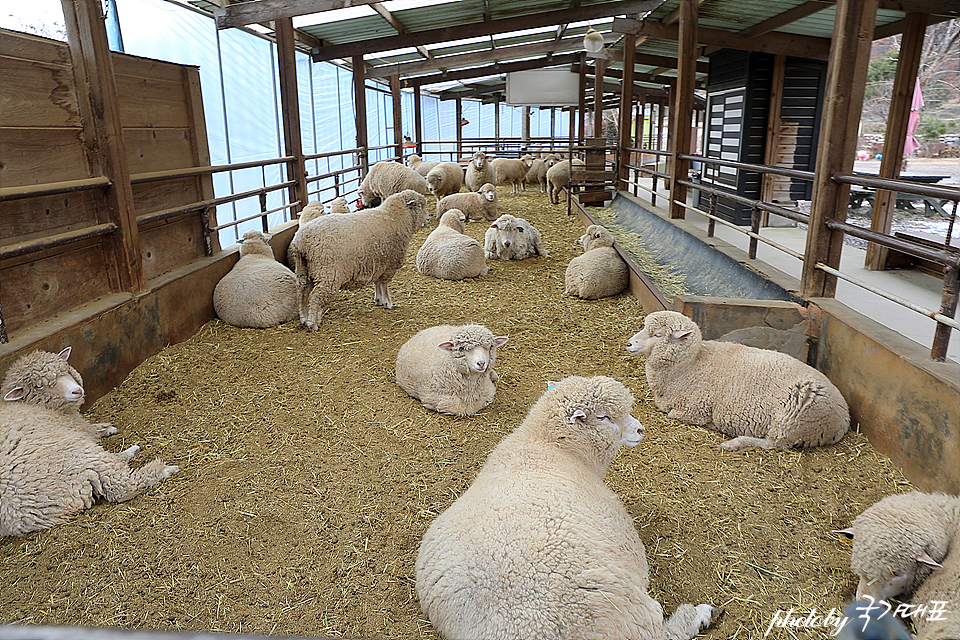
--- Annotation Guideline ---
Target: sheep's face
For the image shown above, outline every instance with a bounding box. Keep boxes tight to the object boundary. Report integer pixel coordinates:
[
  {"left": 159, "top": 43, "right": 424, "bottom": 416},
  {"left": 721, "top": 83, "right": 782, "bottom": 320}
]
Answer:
[
  {"left": 489, "top": 218, "right": 526, "bottom": 252},
  {"left": 426, "top": 174, "right": 442, "bottom": 192},
  {"left": 626, "top": 312, "right": 698, "bottom": 357},
  {"left": 579, "top": 226, "right": 613, "bottom": 252},
  {"left": 522, "top": 155, "right": 534, "bottom": 168},
  {"left": 480, "top": 186, "right": 497, "bottom": 202},
  {"left": 2, "top": 347, "right": 85, "bottom": 411},
  {"left": 472, "top": 153, "right": 487, "bottom": 169},
  {"left": 545, "top": 155, "right": 559, "bottom": 167},
  {"left": 438, "top": 336, "right": 508, "bottom": 374}
]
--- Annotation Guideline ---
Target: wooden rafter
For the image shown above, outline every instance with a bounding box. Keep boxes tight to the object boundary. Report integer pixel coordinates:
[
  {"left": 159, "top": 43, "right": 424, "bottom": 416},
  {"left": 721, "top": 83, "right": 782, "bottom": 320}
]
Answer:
[
  {"left": 739, "top": 1, "right": 833, "bottom": 38},
  {"left": 369, "top": 2, "right": 433, "bottom": 60},
  {"left": 217, "top": 0, "right": 382, "bottom": 29},
  {"left": 311, "top": 0, "right": 666, "bottom": 61}
]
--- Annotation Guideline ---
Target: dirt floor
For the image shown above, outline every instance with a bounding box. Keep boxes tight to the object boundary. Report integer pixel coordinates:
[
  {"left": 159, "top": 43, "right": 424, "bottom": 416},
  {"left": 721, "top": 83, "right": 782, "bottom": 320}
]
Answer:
[{"left": 0, "top": 186, "right": 913, "bottom": 639}]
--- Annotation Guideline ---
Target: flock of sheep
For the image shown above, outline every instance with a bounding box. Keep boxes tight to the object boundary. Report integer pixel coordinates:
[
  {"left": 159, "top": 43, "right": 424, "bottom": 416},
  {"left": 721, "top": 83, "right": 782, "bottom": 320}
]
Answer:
[{"left": 0, "top": 148, "right": 957, "bottom": 639}]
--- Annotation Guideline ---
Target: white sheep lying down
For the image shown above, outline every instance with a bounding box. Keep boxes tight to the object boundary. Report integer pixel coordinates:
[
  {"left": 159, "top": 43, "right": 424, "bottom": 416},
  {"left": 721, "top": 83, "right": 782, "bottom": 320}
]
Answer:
[
  {"left": 416, "top": 375, "right": 718, "bottom": 640},
  {"left": 214, "top": 230, "right": 298, "bottom": 329},
  {"left": 288, "top": 190, "right": 427, "bottom": 331},
  {"left": 395, "top": 324, "right": 507, "bottom": 416},
  {"left": 416, "top": 209, "right": 488, "bottom": 281},
  {"left": 484, "top": 214, "right": 548, "bottom": 261},
  {"left": 565, "top": 224, "right": 629, "bottom": 300},
  {"left": 834, "top": 491, "right": 960, "bottom": 640},
  {"left": 0, "top": 349, "right": 178, "bottom": 537},
  {"left": 626, "top": 311, "right": 850, "bottom": 451}
]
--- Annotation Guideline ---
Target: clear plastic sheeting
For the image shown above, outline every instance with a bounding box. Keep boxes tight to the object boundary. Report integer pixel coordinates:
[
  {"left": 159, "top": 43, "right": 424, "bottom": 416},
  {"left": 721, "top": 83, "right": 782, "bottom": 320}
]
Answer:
[{"left": 113, "top": 0, "right": 560, "bottom": 246}]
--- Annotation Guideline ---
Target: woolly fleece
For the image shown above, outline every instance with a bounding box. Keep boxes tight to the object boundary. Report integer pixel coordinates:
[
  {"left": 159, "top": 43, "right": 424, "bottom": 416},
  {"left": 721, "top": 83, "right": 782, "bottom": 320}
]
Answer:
[
  {"left": 213, "top": 230, "right": 298, "bottom": 329},
  {"left": 416, "top": 210, "right": 489, "bottom": 281},
  {"left": 564, "top": 224, "right": 629, "bottom": 299},
  {"left": 437, "top": 183, "right": 498, "bottom": 222},
  {"left": 484, "top": 214, "right": 548, "bottom": 261},
  {"left": 464, "top": 152, "right": 496, "bottom": 192}
]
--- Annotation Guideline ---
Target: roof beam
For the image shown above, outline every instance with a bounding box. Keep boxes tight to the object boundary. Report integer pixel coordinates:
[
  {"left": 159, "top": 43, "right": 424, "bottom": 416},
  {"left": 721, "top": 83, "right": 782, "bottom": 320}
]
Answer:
[
  {"left": 312, "top": 0, "right": 667, "bottom": 61},
  {"left": 612, "top": 16, "right": 832, "bottom": 60},
  {"left": 738, "top": 1, "right": 833, "bottom": 39},
  {"left": 217, "top": 0, "right": 382, "bottom": 30},
  {"left": 368, "top": 2, "right": 433, "bottom": 60}
]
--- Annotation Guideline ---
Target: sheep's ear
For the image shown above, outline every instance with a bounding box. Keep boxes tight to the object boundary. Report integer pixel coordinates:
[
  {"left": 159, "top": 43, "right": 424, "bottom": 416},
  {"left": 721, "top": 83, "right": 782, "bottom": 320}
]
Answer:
[
  {"left": 493, "top": 336, "right": 509, "bottom": 348},
  {"left": 490, "top": 223, "right": 499, "bottom": 229},
  {"left": 569, "top": 408, "right": 587, "bottom": 424},
  {"left": 917, "top": 550, "right": 944, "bottom": 570},
  {"left": 831, "top": 528, "right": 855, "bottom": 541},
  {"left": 669, "top": 330, "right": 694, "bottom": 342},
  {"left": 4, "top": 386, "right": 25, "bottom": 402},
  {"left": 437, "top": 341, "right": 455, "bottom": 352},
  {"left": 58, "top": 346, "right": 72, "bottom": 360}
]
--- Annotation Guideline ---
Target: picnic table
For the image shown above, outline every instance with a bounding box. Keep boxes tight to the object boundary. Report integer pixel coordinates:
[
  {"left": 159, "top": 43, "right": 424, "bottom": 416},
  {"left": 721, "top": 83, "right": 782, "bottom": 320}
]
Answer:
[{"left": 848, "top": 174, "right": 953, "bottom": 216}]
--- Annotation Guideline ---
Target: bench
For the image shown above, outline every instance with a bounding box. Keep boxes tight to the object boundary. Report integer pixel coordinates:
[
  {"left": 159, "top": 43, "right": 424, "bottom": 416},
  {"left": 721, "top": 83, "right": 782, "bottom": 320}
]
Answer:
[
  {"left": 885, "top": 230, "right": 960, "bottom": 276},
  {"left": 848, "top": 187, "right": 952, "bottom": 217}
]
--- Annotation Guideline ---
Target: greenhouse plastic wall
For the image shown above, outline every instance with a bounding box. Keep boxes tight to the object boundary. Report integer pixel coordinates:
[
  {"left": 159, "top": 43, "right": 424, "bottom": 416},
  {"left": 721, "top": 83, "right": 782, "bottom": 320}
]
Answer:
[{"left": 114, "top": 0, "right": 567, "bottom": 247}]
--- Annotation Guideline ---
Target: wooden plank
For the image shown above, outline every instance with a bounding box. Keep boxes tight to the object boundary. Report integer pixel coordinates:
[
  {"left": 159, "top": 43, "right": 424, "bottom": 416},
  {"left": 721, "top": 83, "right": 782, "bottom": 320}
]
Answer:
[
  {"left": 112, "top": 53, "right": 193, "bottom": 84},
  {"left": 182, "top": 65, "right": 219, "bottom": 254},
  {"left": 0, "top": 28, "right": 72, "bottom": 66},
  {"left": 115, "top": 73, "right": 191, "bottom": 128},
  {"left": 0, "top": 190, "right": 107, "bottom": 243},
  {"left": 131, "top": 177, "right": 205, "bottom": 215},
  {"left": 139, "top": 215, "right": 206, "bottom": 280},
  {"left": 0, "top": 242, "right": 113, "bottom": 332},
  {"left": 0, "top": 58, "right": 82, "bottom": 128},
  {"left": 0, "top": 128, "right": 91, "bottom": 185},
  {"left": 122, "top": 128, "right": 197, "bottom": 174},
  {"left": 216, "top": 0, "right": 383, "bottom": 29}
]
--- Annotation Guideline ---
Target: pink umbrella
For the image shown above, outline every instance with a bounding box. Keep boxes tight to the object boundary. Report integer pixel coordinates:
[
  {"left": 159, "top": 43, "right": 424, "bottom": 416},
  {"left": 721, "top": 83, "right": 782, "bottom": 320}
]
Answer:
[{"left": 904, "top": 77, "right": 924, "bottom": 156}]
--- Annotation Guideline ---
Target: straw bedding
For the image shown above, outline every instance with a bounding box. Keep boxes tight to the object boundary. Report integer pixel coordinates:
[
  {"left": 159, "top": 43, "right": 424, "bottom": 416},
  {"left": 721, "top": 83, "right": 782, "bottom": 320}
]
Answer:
[{"left": 0, "top": 187, "right": 911, "bottom": 639}]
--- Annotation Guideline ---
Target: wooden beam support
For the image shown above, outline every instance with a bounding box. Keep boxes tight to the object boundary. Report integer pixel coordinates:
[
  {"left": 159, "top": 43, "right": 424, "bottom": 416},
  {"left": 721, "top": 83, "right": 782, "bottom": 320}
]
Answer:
[
  {"left": 865, "top": 12, "right": 928, "bottom": 271},
  {"left": 353, "top": 55, "right": 369, "bottom": 175},
  {"left": 667, "top": 0, "right": 698, "bottom": 219},
  {"left": 217, "top": 0, "right": 382, "bottom": 29},
  {"left": 593, "top": 57, "right": 605, "bottom": 139},
  {"left": 390, "top": 74, "right": 403, "bottom": 160},
  {"left": 613, "top": 17, "right": 832, "bottom": 60},
  {"left": 740, "top": 1, "right": 834, "bottom": 38},
  {"left": 618, "top": 33, "right": 637, "bottom": 188},
  {"left": 760, "top": 53, "right": 787, "bottom": 214},
  {"left": 312, "top": 0, "right": 664, "bottom": 62},
  {"left": 801, "top": 0, "right": 878, "bottom": 298},
  {"left": 413, "top": 84, "right": 423, "bottom": 156},
  {"left": 275, "top": 18, "right": 308, "bottom": 213},
  {"left": 60, "top": 0, "right": 145, "bottom": 293}
]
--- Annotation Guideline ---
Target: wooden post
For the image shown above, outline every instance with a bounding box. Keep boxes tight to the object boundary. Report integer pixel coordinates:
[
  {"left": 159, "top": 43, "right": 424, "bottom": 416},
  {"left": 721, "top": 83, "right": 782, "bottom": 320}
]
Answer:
[
  {"left": 456, "top": 95, "right": 463, "bottom": 160},
  {"left": 352, "top": 55, "right": 369, "bottom": 174},
  {"left": 865, "top": 12, "right": 928, "bottom": 271},
  {"left": 390, "top": 74, "right": 403, "bottom": 160},
  {"left": 494, "top": 93, "right": 501, "bottom": 142},
  {"left": 550, "top": 107, "right": 556, "bottom": 141},
  {"left": 578, "top": 53, "right": 587, "bottom": 145},
  {"left": 760, "top": 53, "right": 787, "bottom": 224},
  {"left": 667, "top": 0, "right": 698, "bottom": 219},
  {"left": 275, "top": 18, "right": 307, "bottom": 214},
  {"left": 801, "top": 0, "right": 878, "bottom": 298},
  {"left": 618, "top": 33, "right": 637, "bottom": 188},
  {"left": 413, "top": 83, "right": 423, "bottom": 156},
  {"left": 182, "top": 67, "right": 219, "bottom": 253},
  {"left": 522, "top": 106, "right": 531, "bottom": 147},
  {"left": 60, "top": 0, "right": 145, "bottom": 293},
  {"left": 593, "top": 57, "right": 605, "bottom": 140}
]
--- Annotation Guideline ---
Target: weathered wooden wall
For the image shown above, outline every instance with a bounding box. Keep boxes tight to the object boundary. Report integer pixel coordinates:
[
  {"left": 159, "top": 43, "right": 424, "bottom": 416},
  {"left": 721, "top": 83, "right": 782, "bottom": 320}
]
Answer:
[{"left": 0, "top": 29, "right": 214, "bottom": 336}]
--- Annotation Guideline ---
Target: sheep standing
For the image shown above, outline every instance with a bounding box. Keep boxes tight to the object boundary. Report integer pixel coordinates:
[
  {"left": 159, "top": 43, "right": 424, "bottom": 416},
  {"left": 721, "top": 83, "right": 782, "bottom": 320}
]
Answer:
[
  {"left": 425, "top": 162, "right": 464, "bottom": 205},
  {"left": 0, "top": 402, "right": 179, "bottom": 538},
  {"left": 464, "top": 151, "right": 495, "bottom": 192},
  {"left": 298, "top": 201, "right": 325, "bottom": 225},
  {"left": 416, "top": 210, "right": 488, "bottom": 281},
  {"left": 484, "top": 214, "right": 548, "bottom": 261},
  {"left": 546, "top": 158, "right": 586, "bottom": 205},
  {"left": 416, "top": 375, "right": 718, "bottom": 640},
  {"left": 491, "top": 157, "right": 530, "bottom": 195},
  {"left": 565, "top": 224, "right": 629, "bottom": 299},
  {"left": 437, "top": 183, "right": 497, "bottom": 222},
  {"left": 522, "top": 153, "right": 558, "bottom": 193},
  {"left": 395, "top": 324, "right": 507, "bottom": 416},
  {"left": 213, "top": 230, "right": 298, "bottom": 329},
  {"left": 626, "top": 311, "right": 850, "bottom": 451},
  {"left": 358, "top": 161, "right": 430, "bottom": 208},
  {"left": 833, "top": 491, "right": 960, "bottom": 640},
  {"left": 2, "top": 347, "right": 115, "bottom": 438},
  {"left": 287, "top": 190, "right": 427, "bottom": 331},
  {"left": 407, "top": 154, "right": 440, "bottom": 177}
]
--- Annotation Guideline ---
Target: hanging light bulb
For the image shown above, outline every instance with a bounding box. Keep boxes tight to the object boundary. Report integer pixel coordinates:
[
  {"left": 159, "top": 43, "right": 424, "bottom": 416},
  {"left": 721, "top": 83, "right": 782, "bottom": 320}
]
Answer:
[{"left": 583, "top": 27, "right": 605, "bottom": 53}]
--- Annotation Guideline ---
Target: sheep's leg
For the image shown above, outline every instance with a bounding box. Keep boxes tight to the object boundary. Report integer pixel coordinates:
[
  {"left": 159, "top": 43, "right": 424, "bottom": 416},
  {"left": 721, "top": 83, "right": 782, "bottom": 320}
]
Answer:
[
  {"left": 718, "top": 436, "right": 779, "bottom": 452},
  {"left": 660, "top": 603, "right": 717, "bottom": 640},
  {"left": 97, "top": 457, "right": 179, "bottom": 503},
  {"left": 117, "top": 444, "right": 141, "bottom": 461},
  {"left": 304, "top": 284, "right": 336, "bottom": 332},
  {"left": 90, "top": 422, "right": 118, "bottom": 437},
  {"left": 296, "top": 277, "right": 314, "bottom": 326},
  {"left": 374, "top": 281, "right": 394, "bottom": 309}
]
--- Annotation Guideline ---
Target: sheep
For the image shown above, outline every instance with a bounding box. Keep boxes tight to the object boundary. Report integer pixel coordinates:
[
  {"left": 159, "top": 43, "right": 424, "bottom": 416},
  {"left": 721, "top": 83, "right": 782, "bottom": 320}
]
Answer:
[
  {"left": 464, "top": 151, "right": 496, "bottom": 192},
  {"left": 425, "top": 161, "right": 464, "bottom": 205},
  {"left": 484, "top": 214, "right": 548, "bottom": 261},
  {"left": 522, "top": 153, "right": 559, "bottom": 193},
  {"left": 287, "top": 189, "right": 427, "bottom": 332},
  {"left": 328, "top": 197, "right": 350, "bottom": 214},
  {"left": 2, "top": 347, "right": 115, "bottom": 438},
  {"left": 407, "top": 154, "right": 440, "bottom": 177},
  {"left": 395, "top": 324, "right": 508, "bottom": 416},
  {"left": 490, "top": 157, "right": 530, "bottom": 195},
  {"left": 546, "top": 158, "right": 586, "bottom": 205},
  {"left": 625, "top": 310, "right": 850, "bottom": 451},
  {"left": 415, "top": 375, "right": 719, "bottom": 640},
  {"left": 0, "top": 400, "right": 179, "bottom": 538},
  {"left": 436, "top": 183, "right": 498, "bottom": 222},
  {"left": 358, "top": 161, "right": 430, "bottom": 209},
  {"left": 565, "top": 224, "right": 629, "bottom": 300},
  {"left": 833, "top": 491, "right": 960, "bottom": 640},
  {"left": 416, "top": 209, "right": 489, "bottom": 281},
  {"left": 213, "top": 230, "right": 298, "bottom": 329},
  {"left": 298, "top": 200, "right": 325, "bottom": 225}
]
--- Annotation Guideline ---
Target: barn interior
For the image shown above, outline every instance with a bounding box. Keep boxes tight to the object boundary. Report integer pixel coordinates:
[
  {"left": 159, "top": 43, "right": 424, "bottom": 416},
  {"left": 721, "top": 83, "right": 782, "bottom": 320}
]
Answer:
[{"left": 1, "top": 0, "right": 959, "bottom": 638}]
